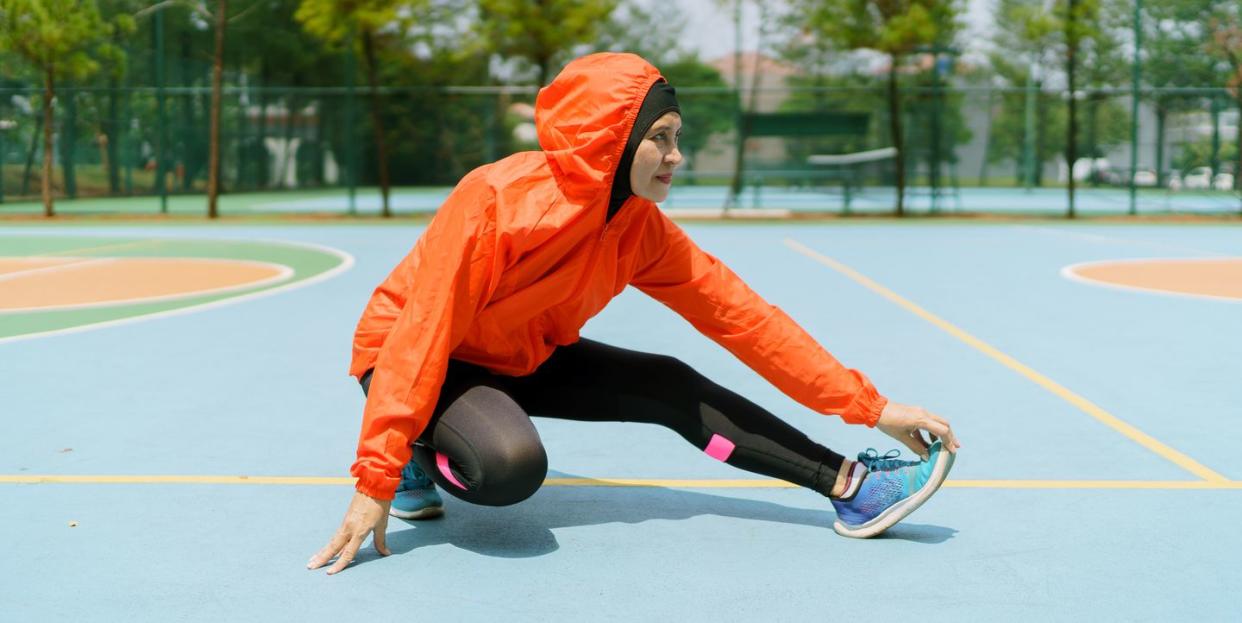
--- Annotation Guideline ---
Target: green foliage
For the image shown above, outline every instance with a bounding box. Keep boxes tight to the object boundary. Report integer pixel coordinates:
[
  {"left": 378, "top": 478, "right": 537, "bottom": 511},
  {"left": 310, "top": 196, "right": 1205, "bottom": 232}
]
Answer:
[
  {"left": 476, "top": 0, "right": 618, "bottom": 84},
  {"left": 1204, "top": 2, "right": 1241, "bottom": 95},
  {"left": 593, "top": 0, "right": 687, "bottom": 67},
  {"left": 1172, "top": 135, "right": 1237, "bottom": 173},
  {"left": 294, "top": 0, "right": 413, "bottom": 48},
  {"left": 798, "top": 0, "right": 960, "bottom": 56},
  {"left": 0, "top": 0, "right": 120, "bottom": 82}
]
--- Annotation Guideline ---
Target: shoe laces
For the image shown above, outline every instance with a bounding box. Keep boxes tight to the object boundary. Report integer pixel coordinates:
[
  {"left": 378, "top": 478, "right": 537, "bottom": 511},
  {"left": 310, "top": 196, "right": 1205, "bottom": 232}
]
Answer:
[{"left": 857, "top": 448, "right": 920, "bottom": 473}]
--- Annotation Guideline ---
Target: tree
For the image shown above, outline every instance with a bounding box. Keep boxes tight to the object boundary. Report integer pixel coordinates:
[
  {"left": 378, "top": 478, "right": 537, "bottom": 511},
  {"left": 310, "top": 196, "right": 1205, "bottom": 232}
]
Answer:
[
  {"left": 476, "top": 0, "right": 618, "bottom": 86},
  {"left": 0, "top": 0, "right": 118, "bottom": 216},
  {"left": 94, "top": 1, "right": 139, "bottom": 196},
  {"left": 297, "top": 0, "right": 419, "bottom": 217},
  {"left": 1141, "top": 0, "right": 1217, "bottom": 186},
  {"left": 793, "top": 0, "right": 961, "bottom": 215},
  {"left": 1205, "top": 2, "right": 1242, "bottom": 192}
]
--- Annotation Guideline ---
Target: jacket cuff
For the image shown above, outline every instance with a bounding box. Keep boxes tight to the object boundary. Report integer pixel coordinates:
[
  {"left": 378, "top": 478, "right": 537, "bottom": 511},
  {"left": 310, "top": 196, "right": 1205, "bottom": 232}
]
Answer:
[
  {"left": 351, "top": 463, "right": 400, "bottom": 501},
  {"left": 841, "top": 381, "right": 888, "bottom": 428}
]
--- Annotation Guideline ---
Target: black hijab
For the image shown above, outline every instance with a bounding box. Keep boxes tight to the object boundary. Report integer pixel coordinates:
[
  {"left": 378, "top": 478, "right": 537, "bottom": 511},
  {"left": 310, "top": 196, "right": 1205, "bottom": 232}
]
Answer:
[{"left": 606, "top": 80, "right": 680, "bottom": 221}]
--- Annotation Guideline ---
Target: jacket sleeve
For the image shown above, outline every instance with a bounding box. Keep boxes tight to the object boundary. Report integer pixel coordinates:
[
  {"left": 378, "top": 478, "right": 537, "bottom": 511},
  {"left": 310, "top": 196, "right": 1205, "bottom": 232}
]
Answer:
[
  {"left": 350, "top": 184, "right": 497, "bottom": 500},
  {"left": 629, "top": 210, "right": 886, "bottom": 427}
]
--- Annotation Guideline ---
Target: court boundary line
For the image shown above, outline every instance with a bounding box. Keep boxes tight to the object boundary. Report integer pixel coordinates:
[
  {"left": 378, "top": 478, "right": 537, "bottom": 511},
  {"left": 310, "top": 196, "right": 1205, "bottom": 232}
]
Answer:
[
  {"left": 1, "top": 474, "right": 1239, "bottom": 490},
  {"left": 783, "top": 237, "right": 1229, "bottom": 483},
  {"left": 0, "top": 257, "right": 114, "bottom": 283},
  {"left": 0, "top": 237, "right": 354, "bottom": 345},
  {"left": 1061, "top": 257, "right": 1242, "bottom": 304}
]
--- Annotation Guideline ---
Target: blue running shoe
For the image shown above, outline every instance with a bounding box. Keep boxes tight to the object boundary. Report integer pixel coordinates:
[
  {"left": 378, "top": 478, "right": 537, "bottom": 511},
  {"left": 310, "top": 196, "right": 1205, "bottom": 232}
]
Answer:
[
  {"left": 390, "top": 459, "right": 444, "bottom": 520},
  {"left": 830, "top": 440, "right": 955, "bottom": 538}
]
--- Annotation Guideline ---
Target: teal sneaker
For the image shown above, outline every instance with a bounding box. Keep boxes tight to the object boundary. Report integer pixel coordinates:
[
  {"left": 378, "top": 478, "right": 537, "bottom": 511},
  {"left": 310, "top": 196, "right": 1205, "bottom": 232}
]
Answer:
[
  {"left": 389, "top": 459, "right": 444, "bottom": 520},
  {"left": 830, "top": 440, "right": 955, "bottom": 538}
]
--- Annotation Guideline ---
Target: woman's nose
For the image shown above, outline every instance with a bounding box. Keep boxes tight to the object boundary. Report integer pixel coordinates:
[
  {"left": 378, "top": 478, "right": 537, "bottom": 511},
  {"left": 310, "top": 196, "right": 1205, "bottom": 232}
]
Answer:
[{"left": 666, "top": 145, "right": 683, "bottom": 167}]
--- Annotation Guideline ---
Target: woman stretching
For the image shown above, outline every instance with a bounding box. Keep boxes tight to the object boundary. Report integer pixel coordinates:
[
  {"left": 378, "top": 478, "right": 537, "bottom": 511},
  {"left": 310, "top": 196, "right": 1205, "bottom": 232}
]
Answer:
[{"left": 309, "top": 53, "right": 960, "bottom": 575}]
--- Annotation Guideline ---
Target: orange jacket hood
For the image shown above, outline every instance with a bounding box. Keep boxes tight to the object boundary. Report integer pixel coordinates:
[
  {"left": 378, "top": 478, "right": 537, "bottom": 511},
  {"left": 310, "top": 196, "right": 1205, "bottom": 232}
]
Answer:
[{"left": 536, "top": 53, "right": 664, "bottom": 206}]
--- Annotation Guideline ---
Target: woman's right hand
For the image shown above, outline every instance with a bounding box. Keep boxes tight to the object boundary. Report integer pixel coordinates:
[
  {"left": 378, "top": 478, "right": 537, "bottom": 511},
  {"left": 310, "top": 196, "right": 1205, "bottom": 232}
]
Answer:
[
  {"left": 307, "top": 491, "right": 392, "bottom": 575},
  {"left": 875, "top": 401, "right": 961, "bottom": 461}
]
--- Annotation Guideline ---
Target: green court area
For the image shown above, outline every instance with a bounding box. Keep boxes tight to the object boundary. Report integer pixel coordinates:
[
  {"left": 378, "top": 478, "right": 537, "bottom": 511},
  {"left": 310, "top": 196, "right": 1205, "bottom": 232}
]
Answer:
[{"left": 0, "top": 235, "right": 350, "bottom": 341}]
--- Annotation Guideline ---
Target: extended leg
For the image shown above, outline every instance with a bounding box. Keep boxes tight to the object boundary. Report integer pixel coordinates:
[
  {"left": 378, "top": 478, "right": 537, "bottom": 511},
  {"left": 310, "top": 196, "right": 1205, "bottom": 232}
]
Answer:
[{"left": 506, "top": 339, "right": 846, "bottom": 497}]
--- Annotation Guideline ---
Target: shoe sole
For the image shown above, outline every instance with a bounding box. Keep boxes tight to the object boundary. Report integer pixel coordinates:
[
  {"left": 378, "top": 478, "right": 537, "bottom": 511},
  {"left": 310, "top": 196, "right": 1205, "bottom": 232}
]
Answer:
[
  {"left": 832, "top": 448, "right": 956, "bottom": 539},
  {"left": 389, "top": 506, "right": 444, "bottom": 520}
]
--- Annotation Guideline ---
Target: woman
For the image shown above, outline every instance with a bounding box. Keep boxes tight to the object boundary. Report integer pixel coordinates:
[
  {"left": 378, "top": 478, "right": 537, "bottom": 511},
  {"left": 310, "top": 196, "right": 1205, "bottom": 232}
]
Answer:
[{"left": 308, "top": 53, "right": 960, "bottom": 575}]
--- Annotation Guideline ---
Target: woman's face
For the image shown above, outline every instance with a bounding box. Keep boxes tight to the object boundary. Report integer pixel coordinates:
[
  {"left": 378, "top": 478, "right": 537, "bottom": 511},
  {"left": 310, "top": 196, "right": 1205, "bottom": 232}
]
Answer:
[{"left": 629, "top": 112, "right": 683, "bottom": 203}]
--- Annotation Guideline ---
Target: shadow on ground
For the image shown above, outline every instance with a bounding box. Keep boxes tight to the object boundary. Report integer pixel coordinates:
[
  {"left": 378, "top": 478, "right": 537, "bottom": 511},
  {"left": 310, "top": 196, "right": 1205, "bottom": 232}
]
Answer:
[{"left": 349, "top": 470, "right": 956, "bottom": 567}]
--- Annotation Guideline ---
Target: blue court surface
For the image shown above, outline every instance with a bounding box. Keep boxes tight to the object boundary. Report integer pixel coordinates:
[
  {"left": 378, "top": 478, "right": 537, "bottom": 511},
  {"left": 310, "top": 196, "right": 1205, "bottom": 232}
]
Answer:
[{"left": 2, "top": 220, "right": 1240, "bottom": 621}]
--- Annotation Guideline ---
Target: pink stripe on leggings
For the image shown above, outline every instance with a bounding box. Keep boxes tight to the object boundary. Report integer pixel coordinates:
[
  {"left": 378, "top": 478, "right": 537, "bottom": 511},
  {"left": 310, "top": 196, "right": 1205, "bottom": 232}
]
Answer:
[
  {"left": 704, "top": 434, "right": 735, "bottom": 462},
  {"left": 436, "top": 452, "right": 468, "bottom": 490}
]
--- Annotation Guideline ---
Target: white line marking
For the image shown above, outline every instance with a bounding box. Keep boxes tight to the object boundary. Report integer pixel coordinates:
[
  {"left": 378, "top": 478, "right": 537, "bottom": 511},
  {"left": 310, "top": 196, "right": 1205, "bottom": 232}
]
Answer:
[
  {"left": 1017, "top": 225, "right": 1232, "bottom": 257},
  {"left": 0, "top": 257, "right": 115, "bottom": 283},
  {"left": 0, "top": 257, "right": 296, "bottom": 314},
  {"left": 0, "top": 238, "right": 355, "bottom": 345}
]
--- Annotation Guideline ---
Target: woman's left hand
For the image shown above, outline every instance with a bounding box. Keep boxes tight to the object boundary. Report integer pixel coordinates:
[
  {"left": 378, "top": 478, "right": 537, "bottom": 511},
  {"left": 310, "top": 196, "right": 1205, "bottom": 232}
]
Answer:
[{"left": 875, "top": 401, "right": 961, "bottom": 461}]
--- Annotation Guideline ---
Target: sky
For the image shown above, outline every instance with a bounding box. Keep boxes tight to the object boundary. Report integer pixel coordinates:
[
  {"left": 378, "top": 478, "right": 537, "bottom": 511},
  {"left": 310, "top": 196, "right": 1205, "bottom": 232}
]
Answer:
[{"left": 648, "top": 0, "right": 996, "bottom": 62}]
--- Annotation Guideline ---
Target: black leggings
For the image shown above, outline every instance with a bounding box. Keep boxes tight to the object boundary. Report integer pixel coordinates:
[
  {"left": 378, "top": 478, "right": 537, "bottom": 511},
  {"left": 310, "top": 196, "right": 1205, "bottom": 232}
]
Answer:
[{"left": 360, "top": 339, "right": 845, "bottom": 506}]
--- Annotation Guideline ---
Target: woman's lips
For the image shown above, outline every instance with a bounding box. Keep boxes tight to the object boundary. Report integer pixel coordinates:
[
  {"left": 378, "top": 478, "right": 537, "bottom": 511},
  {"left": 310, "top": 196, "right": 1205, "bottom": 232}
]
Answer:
[{"left": 655, "top": 174, "right": 673, "bottom": 184}]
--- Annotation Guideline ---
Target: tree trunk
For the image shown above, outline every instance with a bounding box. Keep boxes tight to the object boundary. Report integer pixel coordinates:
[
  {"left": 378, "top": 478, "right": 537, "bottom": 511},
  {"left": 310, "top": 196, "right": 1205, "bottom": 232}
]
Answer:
[
  {"left": 1036, "top": 92, "right": 1048, "bottom": 187},
  {"left": 42, "top": 69, "right": 56, "bottom": 217},
  {"left": 1086, "top": 93, "right": 1098, "bottom": 187},
  {"left": 361, "top": 28, "right": 391, "bottom": 218},
  {"left": 59, "top": 86, "right": 77, "bottom": 199},
  {"left": 21, "top": 112, "right": 43, "bottom": 196},
  {"left": 537, "top": 55, "right": 550, "bottom": 87},
  {"left": 1234, "top": 96, "right": 1241, "bottom": 194},
  {"left": 207, "top": 0, "right": 227, "bottom": 219},
  {"left": 106, "top": 81, "right": 121, "bottom": 193},
  {"left": 278, "top": 91, "right": 299, "bottom": 188},
  {"left": 1155, "top": 104, "right": 1166, "bottom": 188},
  {"left": 179, "top": 31, "right": 196, "bottom": 191},
  {"left": 1066, "top": 24, "right": 1077, "bottom": 219},
  {"left": 257, "top": 61, "right": 269, "bottom": 188},
  {"left": 888, "top": 58, "right": 905, "bottom": 216}
]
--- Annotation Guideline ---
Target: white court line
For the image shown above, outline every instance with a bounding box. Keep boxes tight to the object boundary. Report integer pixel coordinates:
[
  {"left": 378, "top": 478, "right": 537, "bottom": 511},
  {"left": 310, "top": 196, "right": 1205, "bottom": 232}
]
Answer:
[
  {"left": 1062, "top": 257, "right": 1242, "bottom": 304},
  {"left": 0, "top": 257, "right": 296, "bottom": 314},
  {"left": 0, "top": 238, "right": 354, "bottom": 345},
  {"left": 0, "top": 257, "right": 116, "bottom": 283},
  {"left": 1016, "top": 225, "right": 1232, "bottom": 257}
]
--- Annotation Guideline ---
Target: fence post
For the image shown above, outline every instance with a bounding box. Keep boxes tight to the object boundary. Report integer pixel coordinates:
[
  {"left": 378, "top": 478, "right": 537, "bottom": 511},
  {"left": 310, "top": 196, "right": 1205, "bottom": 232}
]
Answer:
[
  {"left": 61, "top": 86, "right": 78, "bottom": 199},
  {"left": 1128, "top": 0, "right": 1142, "bottom": 216},
  {"left": 345, "top": 31, "right": 358, "bottom": 216},
  {"left": 155, "top": 8, "right": 168, "bottom": 213},
  {"left": 1023, "top": 66, "right": 1038, "bottom": 192},
  {"left": 1210, "top": 95, "right": 1220, "bottom": 178}
]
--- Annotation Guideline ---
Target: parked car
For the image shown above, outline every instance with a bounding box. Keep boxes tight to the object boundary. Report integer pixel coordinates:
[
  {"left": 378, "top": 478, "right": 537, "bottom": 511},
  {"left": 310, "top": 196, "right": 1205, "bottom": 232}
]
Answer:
[
  {"left": 1214, "top": 173, "right": 1235, "bottom": 191},
  {"left": 1132, "top": 169, "right": 1157, "bottom": 187},
  {"left": 1183, "top": 167, "right": 1213, "bottom": 190},
  {"left": 1167, "top": 171, "right": 1183, "bottom": 190}
]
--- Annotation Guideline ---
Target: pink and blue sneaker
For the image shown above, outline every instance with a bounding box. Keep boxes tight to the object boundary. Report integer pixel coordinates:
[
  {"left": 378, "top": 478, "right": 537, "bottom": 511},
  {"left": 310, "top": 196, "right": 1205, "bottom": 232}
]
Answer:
[
  {"left": 389, "top": 459, "right": 444, "bottom": 520},
  {"left": 830, "top": 440, "right": 955, "bottom": 538}
]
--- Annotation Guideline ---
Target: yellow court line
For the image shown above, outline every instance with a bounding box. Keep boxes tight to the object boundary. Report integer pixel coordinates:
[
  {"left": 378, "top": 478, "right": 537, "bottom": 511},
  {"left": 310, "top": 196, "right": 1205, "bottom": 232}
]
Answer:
[
  {"left": 2, "top": 475, "right": 1241, "bottom": 490},
  {"left": 783, "top": 238, "right": 1230, "bottom": 483}
]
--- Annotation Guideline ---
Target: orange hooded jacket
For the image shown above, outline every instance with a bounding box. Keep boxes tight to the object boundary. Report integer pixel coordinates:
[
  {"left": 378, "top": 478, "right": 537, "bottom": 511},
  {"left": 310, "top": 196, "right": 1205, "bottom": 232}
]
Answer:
[{"left": 349, "top": 53, "right": 888, "bottom": 500}]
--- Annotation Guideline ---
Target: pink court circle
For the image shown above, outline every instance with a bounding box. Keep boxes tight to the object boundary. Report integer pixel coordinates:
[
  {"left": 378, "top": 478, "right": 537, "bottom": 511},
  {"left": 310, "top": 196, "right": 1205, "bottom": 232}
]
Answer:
[
  {"left": 1063, "top": 257, "right": 1242, "bottom": 302},
  {"left": 0, "top": 256, "right": 293, "bottom": 313}
]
